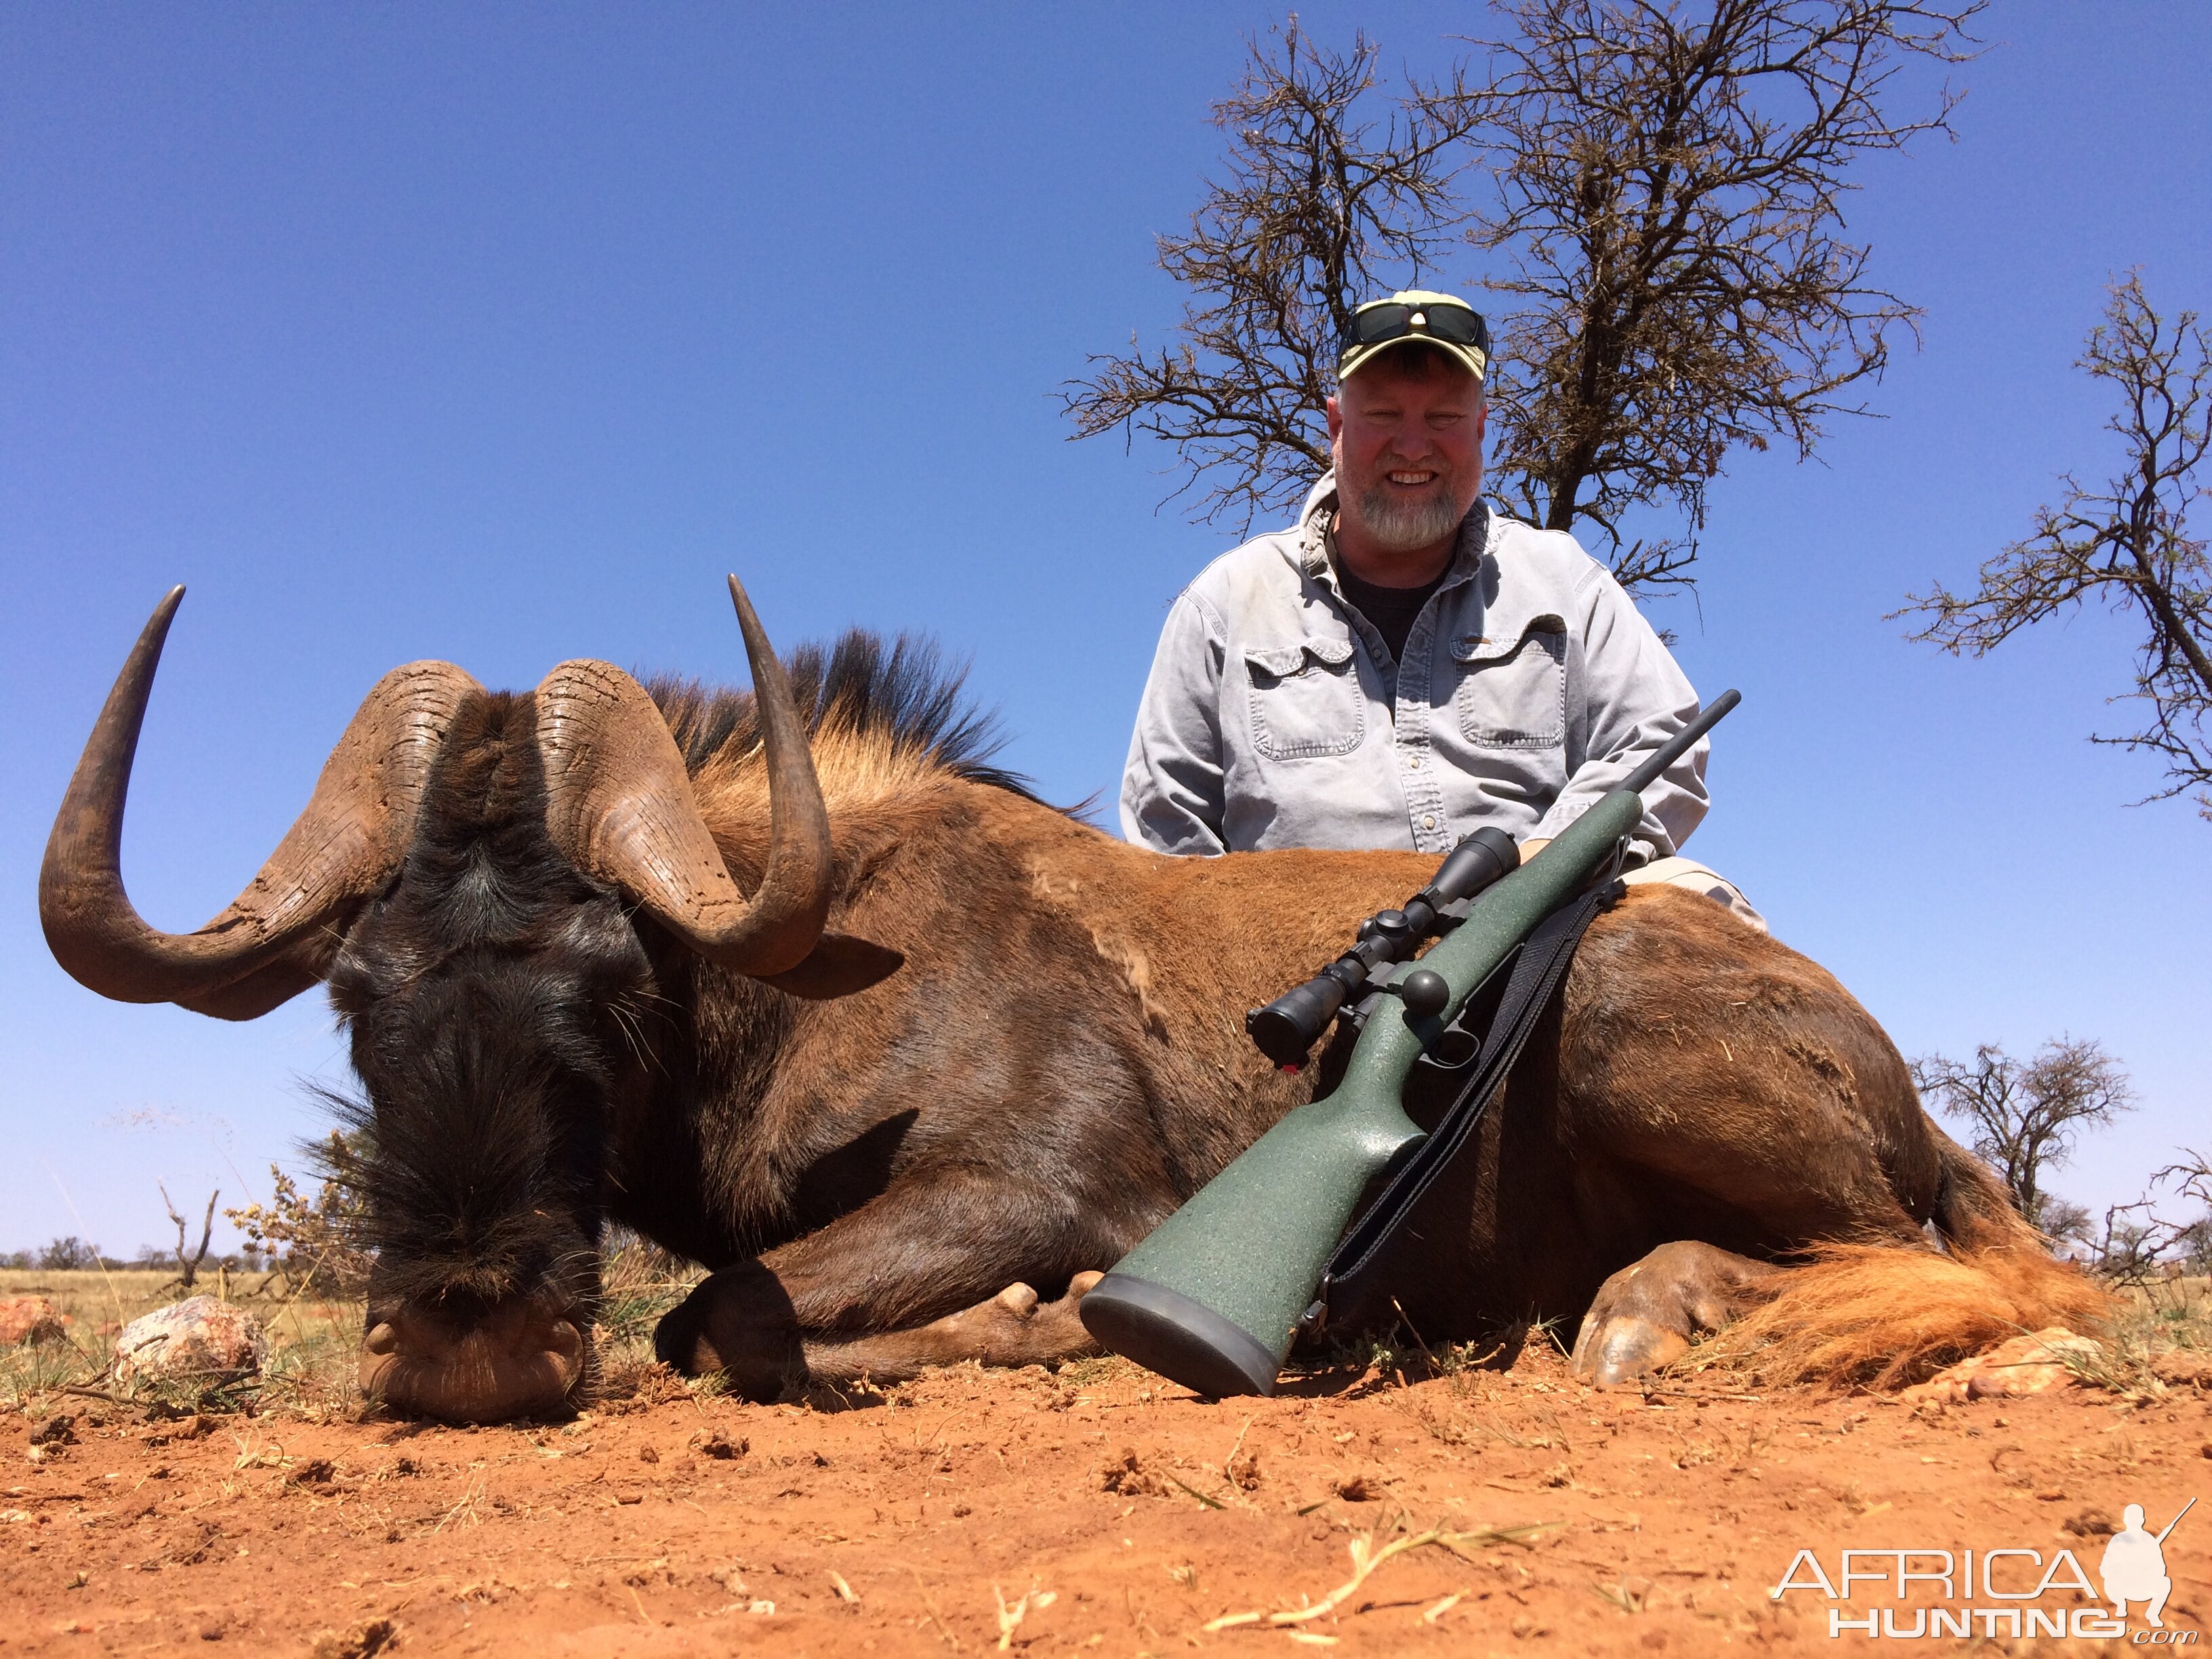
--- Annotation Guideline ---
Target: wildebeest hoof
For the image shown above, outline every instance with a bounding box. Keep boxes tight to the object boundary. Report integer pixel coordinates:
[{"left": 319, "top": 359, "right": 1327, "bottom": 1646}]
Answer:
[
  {"left": 653, "top": 1261, "right": 802, "bottom": 1403},
  {"left": 1576, "top": 1316, "right": 1692, "bottom": 1386},
  {"left": 1570, "top": 1240, "right": 1780, "bottom": 1387},
  {"left": 937, "top": 1273, "right": 1100, "bottom": 1362}
]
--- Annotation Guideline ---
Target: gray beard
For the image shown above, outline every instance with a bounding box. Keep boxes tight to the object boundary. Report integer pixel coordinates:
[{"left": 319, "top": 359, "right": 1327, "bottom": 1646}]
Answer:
[{"left": 1352, "top": 482, "right": 1467, "bottom": 552}]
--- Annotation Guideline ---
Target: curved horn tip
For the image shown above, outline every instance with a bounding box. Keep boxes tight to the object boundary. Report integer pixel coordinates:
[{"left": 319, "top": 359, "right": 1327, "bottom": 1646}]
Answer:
[
  {"left": 725, "top": 573, "right": 758, "bottom": 626},
  {"left": 725, "top": 574, "right": 773, "bottom": 654},
  {"left": 141, "top": 585, "right": 188, "bottom": 647},
  {"left": 724, "top": 574, "right": 784, "bottom": 684}
]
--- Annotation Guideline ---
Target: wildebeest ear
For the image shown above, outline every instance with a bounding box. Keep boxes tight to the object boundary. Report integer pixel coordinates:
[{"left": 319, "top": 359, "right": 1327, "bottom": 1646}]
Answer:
[{"left": 759, "top": 932, "right": 904, "bottom": 1000}]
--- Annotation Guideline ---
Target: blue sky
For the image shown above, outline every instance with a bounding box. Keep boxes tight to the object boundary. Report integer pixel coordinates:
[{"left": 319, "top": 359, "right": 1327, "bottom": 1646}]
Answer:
[{"left": 3, "top": 3, "right": 2207, "bottom": 1257}]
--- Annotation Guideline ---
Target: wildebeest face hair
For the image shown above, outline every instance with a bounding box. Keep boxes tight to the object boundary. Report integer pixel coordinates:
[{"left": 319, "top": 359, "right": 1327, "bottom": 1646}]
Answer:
[{"left": 321, "top": 691, "right": 661, "bottom": 1412}]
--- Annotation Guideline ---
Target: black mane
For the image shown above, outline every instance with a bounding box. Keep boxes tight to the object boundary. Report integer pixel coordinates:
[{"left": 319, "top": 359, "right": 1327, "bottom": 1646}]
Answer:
[{"left": 646, "top": 629, "right": 1039, "bottom": 802}]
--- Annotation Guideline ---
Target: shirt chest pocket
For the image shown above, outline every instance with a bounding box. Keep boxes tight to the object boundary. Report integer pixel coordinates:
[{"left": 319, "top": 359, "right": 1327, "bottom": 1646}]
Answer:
[
  {"left": 1244, "top": 636, "right": 1365, "bottom": 760},
  {"left": 1452, "top": 617, "right": 1566, "bottom": 749}
]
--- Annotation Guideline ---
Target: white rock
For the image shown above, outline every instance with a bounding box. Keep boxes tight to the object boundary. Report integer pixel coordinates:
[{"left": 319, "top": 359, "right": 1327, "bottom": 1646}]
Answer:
[{"left": 112, "top": 1295, "right": 268, "bottom": 1388}]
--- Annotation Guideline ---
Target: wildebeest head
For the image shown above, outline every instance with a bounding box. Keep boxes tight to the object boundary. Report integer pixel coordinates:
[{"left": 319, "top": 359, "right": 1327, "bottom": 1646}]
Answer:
[{"left": 41, "top": 578, "right": 899, "bottom": 1421}]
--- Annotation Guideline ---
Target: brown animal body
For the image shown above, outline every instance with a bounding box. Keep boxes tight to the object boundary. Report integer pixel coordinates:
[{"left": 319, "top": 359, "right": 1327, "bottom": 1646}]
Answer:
[{"left": 41, "top": 583, "right": 2098, "bottom": 1421}]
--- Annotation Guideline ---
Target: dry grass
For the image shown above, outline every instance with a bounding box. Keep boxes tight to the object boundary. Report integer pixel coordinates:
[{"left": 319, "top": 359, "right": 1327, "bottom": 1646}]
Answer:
[
  {"left": 9, "top": 1255, "right": 2199, "bottom": 1425},
  {"left": 1, "top": 1267, "right": 363, "bottom": 1418},
  {"left": 2055, "top": 1272, "right": 2212, "bottom": 1396},
  {"left": 1, "top": 1235, "right": 705, "bottom": 1423},
  {"left": 591, "top": 1233, "right": 707, "bottom": 1399},
  {"left": 1200, "top": 1516, "right": 1557, "bottom": 1633}
]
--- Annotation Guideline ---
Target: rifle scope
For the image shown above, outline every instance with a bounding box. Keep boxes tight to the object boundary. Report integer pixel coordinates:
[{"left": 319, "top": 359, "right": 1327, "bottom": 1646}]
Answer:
[{"left": 1244, "top": 826, "right": 1519, "bottom": 1068}]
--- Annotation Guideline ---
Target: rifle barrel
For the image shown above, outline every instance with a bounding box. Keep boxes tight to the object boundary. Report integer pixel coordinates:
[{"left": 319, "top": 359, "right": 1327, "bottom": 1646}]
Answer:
[
  {"left": 1621, "top": 689, "right": 1740, "bottom": 796},
  {"left": 2156, "top": 1494, "right": 2196, "bottom": 1544}
]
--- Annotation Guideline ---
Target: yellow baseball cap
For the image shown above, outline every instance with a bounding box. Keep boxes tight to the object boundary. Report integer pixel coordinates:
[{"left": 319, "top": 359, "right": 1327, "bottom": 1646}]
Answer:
[{"left": 1336, "top": 289, "right": 1489, "bottom": 384}]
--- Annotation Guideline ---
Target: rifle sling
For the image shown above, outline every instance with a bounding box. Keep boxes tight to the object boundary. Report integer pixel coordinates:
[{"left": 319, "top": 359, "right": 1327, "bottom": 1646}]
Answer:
[{"left": 1315, "top": 879, "right": 1622, "bottom": 1328}]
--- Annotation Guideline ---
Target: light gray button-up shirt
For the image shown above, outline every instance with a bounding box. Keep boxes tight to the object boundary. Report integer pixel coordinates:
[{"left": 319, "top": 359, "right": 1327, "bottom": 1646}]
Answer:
[{"left": 1120, "top": 472, "right": 1710, "bottom": 860}]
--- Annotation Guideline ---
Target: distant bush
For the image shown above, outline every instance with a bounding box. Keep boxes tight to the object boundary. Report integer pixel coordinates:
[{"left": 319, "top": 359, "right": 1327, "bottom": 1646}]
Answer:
[{"left": 37, "top": 1237, "right": 101, "bottom": 1271}]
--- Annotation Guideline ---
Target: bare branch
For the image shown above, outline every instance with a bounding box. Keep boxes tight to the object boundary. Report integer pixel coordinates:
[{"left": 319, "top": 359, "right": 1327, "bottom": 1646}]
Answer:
[
  {"left": 1063, "top": 22, "right": 1477, "bottom": 532},
  {"left": 1437, "top": 0, "right": 1981, "bottom": 581},
  {"left": 1068, "top": 2, "right": 1978, "bottom": 594},
  {"left": 1899, "top": 273, "right": 2212, "bottom": 815},
  {"left": 158, "top": 1181, "right": 219, "bottom": 1292},
  {"left": 1910, "top": 1036, "right": 2132, "bottom": 1231}
]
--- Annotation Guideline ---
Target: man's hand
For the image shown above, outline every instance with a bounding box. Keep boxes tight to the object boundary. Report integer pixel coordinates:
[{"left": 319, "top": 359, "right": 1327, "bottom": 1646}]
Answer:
[{"left": 1518, "top": 838, "right": 1549, "bottom": 862}]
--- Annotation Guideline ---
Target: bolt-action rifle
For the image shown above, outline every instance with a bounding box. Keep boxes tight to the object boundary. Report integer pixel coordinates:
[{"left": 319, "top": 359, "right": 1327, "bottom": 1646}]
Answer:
[{"left": 1079, "top": 691, "right": 1742, "bottom": 1396}]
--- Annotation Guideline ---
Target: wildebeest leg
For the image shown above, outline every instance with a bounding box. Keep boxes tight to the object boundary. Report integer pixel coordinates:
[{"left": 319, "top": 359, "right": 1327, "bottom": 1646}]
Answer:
[
  {"left": 657, "top": 1265, "right": 1109, "bottom": 1399},
  {"left": 799, "top": 1272, "right": 1105, "bottom": 1385},
  {"left": 1569, "top": 1241, "right": 1780, "bottom": 1386},
  {"left": 654, "top": 1258, "right": 807, "bottom": 1400},
  {"left": 655, "top": 1168, "right": 1132, "bottom": 1398}
]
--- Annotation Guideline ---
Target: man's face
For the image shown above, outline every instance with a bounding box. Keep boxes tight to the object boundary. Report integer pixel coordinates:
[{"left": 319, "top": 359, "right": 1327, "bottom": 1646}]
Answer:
[{"left": 1326, "top": 353, "right": 1488, "bottom": 555}]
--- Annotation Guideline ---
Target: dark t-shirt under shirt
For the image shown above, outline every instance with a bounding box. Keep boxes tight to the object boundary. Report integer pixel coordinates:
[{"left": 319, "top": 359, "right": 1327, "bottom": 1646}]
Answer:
[{"left": 1335, "top": 563, "right": 1447, "bottom": 663}]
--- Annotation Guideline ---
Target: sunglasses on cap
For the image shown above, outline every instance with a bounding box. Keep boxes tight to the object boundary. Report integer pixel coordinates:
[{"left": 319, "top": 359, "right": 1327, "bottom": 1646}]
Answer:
[{"left": 1338, "top": 299, "right": 1490, "bottom": 359}]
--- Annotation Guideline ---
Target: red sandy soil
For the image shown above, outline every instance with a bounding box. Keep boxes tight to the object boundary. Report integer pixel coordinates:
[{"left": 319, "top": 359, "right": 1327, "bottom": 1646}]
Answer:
[{"left": 3, "top": 1346, "right": 2206, "bottom": 1658}]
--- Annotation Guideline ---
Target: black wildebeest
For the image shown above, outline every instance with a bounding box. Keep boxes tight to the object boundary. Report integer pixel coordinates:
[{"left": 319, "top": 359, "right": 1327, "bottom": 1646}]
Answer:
[{"left": 41, "top": 581, "right": 2097, "bottom": 1420}]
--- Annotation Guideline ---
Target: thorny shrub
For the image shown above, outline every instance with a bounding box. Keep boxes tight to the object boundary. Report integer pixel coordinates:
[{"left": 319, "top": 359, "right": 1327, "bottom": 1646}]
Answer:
[{"left": 226, "top": 1132, "right": 375, "bottom": 1300}]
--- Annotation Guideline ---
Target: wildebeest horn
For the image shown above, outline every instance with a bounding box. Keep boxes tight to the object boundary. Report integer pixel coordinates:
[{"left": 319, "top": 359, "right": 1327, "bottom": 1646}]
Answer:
[
  {"left": 535, "top": 575, "right": 901, "bottom": 996},
  {"left": 40, "top": 587, "right": 486, "bottom": 1020}
]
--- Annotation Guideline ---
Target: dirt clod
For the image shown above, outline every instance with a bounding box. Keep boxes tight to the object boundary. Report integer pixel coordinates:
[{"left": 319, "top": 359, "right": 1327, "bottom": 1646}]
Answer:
[
  {"left": 111, "top": 1295, "right": 268, "bottom": 1389},
  {"left": 2152, "top": 1348, "right": 2212, "bottom": 1387},
  {"left": 1898, "top": 1326, "right": 2094, "bottom": 1404},
  {"left": 1099, "top": 1448, "right": 1168, "bottom": 1497},
  {"left": 28, "top": 1412, "right": 77, "bottom": 1446},
  {"left": 306, "top": 1618, "right": 398, "bottom": 1659},
  {"left": 690, "top": 1429, "right": 745, "bottom": 1459},
  {"left": 2063, "top": 1506, "right": 2115, "bottom": 1536},
  {"left": 626, "top": 1361, "right": 695, "bottom": 1406}
]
